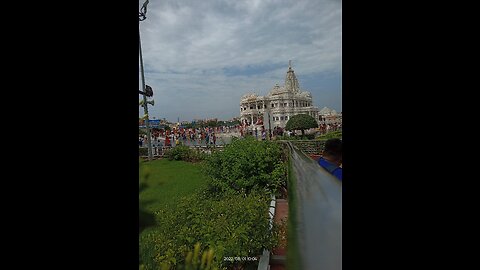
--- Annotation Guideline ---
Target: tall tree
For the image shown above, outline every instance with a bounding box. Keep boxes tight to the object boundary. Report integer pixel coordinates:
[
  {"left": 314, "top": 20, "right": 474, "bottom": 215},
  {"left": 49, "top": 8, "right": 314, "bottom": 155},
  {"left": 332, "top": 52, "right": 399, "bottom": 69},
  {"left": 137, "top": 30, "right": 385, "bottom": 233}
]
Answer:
[{"left": 285, "top": 114, "right": 318, "bottom": 136}]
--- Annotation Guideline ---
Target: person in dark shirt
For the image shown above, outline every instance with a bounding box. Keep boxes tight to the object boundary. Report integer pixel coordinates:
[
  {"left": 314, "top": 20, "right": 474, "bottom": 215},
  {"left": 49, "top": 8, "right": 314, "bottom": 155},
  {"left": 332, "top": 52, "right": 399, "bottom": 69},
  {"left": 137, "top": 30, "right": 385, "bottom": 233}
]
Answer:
[{"left": 318, "top": 138, "right": 342, "bottom": 181}]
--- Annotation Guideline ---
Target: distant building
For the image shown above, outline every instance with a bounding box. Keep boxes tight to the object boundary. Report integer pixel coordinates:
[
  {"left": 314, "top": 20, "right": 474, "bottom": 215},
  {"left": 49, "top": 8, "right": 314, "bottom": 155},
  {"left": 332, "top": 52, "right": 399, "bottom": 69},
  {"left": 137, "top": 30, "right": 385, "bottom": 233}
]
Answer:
[
  {"left": 240, "top": 62, "right": 320, "bottom": 129},
  {"left": 318, "top": 107, "right": 342, "bottom": 125},
  {"left": 205, "top": 118, "right": 218, "bottom": 123}
]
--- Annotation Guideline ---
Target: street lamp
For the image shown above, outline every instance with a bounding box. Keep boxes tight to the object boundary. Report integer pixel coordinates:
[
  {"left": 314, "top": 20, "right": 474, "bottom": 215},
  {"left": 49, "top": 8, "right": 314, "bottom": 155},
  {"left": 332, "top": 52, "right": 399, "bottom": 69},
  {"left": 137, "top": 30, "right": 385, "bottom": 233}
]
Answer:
[
  {"left": 263, "top": 110, "right": 272, "bottom": 140},
  {"left": 139, "top": 0, "right": 153, "bottom": 161}
]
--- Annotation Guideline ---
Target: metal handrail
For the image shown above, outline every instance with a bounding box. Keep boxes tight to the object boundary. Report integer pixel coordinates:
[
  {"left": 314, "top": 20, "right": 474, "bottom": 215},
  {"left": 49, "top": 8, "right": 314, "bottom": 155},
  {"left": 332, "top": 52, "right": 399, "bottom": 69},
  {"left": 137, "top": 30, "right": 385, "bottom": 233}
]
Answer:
[{"left": 284, "top": 141, "right": 342, "bottom": 270}]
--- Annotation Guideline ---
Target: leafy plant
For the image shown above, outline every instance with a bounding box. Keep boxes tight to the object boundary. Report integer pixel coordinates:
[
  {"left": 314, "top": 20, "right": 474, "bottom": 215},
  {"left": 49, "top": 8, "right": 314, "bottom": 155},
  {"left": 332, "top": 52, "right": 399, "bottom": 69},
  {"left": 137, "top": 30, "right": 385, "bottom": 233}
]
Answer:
[
  {"left": 143, "top": 243, "right": 218, "bottom": 270},
  {"left": 139, "top": 190, "right": 279, "bottom": 269},
  {"left": 285, "top": 114, "right": 318, "bottom": 136},
  {"left": 317, "top": 130, "right": 342, "bottom": 140},
  {"left": 164, "top": 145, "right": 206, "bottom": 162},
  {"left": 203, "top": 137, "right": 286, "bottom": 196},
  {"left": 139, "top": 147, "right": 149, "bottom": 156}
]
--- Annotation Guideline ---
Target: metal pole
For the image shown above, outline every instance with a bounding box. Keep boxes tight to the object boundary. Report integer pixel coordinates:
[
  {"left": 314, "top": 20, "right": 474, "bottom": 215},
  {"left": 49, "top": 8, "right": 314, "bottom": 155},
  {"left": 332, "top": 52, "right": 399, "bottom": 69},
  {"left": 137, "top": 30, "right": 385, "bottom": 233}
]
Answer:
[
  {"left": 139, "top": 28, "right": 153, "bottom": 161},
  {"left": 268, "top": 111, "right": 272, "bottom": 140}
]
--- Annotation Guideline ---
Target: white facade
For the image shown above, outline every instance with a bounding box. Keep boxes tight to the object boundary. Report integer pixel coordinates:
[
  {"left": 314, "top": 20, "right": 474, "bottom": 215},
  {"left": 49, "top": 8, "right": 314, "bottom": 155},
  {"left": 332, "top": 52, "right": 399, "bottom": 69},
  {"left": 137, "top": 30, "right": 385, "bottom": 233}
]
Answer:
[
  {"left": 318, "top": 107, "right": 342, "bottom": 125},
  {"left": 240, "top": 62, "right": 320, "bottom": 129}
]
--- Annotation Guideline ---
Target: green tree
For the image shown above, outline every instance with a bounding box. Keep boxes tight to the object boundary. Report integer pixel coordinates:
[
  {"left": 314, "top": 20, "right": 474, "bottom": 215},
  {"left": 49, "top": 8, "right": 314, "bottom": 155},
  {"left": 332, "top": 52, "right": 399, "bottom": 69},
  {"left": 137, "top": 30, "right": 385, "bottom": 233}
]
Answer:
[
  {"left": 204, "top": 120, "right": 218, "bottom": 127},
  {"left": 184, "top": 123, "right": 196, "bottom": 129},
  {"left": 228, "top": 119, "right": 240, "bottom": 126},
  {"left": 285, "top": 114, "right": 318, "bottom": 136}
]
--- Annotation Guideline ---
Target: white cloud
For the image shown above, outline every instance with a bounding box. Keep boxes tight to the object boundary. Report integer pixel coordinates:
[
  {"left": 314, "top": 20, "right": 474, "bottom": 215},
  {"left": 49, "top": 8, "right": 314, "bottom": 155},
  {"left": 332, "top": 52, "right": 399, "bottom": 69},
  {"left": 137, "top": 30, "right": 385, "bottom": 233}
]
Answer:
[{"left": 139, "top": 0, "right": 341, "bottom": 122}]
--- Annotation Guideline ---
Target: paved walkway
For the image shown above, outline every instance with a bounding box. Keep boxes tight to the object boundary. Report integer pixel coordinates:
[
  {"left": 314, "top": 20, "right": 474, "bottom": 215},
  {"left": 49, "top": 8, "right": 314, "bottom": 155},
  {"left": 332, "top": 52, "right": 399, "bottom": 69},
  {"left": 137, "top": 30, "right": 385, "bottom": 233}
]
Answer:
[{"left": 270, "top": 198, "right": 288, "bottom": 270}]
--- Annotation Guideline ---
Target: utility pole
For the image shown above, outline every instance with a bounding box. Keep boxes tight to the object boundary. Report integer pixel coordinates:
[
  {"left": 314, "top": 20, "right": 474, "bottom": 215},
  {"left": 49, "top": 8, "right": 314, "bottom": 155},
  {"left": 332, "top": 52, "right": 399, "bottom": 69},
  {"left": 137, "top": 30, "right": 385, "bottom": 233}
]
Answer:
[{"left": 139, "top": 0, "right": 153, "bottom": 160}]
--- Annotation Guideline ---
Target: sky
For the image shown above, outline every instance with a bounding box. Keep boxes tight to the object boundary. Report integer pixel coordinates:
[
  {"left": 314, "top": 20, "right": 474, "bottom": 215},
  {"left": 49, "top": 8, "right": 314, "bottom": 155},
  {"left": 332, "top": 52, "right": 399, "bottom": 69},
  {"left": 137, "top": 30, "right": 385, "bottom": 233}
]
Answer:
[{"left": 139, "top": 0, "right": 341, "bottom": 123}]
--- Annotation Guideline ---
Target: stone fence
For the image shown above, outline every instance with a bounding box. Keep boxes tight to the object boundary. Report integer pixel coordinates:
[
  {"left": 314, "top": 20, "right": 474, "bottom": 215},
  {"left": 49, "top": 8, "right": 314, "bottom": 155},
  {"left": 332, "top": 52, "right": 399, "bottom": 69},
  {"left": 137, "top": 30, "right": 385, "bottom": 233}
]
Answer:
[
  {"left": 285, "top": 140, "right": 326, "bottom": 156},
  {"left": 282, "top": 141, "right": 342, "bottom": 270},
  {"left": 139, "top": 145, "right": 225, "bottom": 158}
]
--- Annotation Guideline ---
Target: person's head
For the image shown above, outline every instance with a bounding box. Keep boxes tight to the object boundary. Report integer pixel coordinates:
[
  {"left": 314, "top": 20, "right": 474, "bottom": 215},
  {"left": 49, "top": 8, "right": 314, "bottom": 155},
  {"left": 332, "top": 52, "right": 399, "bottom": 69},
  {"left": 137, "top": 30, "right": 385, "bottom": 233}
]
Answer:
[{"left": 323, "top": 138, "right": 342, "bottom": 164}]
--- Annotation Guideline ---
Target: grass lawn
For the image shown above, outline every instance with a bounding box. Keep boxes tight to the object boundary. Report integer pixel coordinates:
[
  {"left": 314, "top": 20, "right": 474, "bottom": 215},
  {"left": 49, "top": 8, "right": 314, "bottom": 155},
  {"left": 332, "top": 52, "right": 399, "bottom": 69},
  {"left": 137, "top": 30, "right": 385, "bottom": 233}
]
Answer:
[
  {"left": 140, "top": 159, "right": 209, "bottom": 212},
  {"left": 139, "top": 141, "right": 284, "bottom": 269}
]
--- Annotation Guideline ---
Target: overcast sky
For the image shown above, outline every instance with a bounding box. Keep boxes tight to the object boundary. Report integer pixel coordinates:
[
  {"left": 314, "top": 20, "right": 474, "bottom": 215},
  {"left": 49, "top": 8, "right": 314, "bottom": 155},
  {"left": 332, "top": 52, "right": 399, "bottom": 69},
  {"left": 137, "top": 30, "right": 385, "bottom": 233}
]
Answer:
[{"left": 139, "top": 0, "right": 341, "bottom": 123}]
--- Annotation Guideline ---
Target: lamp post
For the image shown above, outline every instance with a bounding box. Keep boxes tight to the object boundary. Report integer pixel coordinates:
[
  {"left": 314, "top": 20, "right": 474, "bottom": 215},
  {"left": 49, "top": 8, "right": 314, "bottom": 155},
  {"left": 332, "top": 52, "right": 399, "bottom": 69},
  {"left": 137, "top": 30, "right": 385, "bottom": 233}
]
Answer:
[
  {"left": 268, "top": 112, "right": 272, "bottom": 140},
  {"left": 139, "top": 0, "right": 153, "bottom": 160},
  {"left": 263, "top": 110, "right": 272, "bottom": 140}
]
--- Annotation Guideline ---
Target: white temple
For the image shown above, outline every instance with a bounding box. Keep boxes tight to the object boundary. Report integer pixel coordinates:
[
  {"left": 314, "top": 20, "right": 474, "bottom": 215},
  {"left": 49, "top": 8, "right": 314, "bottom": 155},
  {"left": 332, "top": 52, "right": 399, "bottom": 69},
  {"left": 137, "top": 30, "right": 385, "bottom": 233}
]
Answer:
[{"left": 240, "top": 61, "right": 320, "bottom": 130}]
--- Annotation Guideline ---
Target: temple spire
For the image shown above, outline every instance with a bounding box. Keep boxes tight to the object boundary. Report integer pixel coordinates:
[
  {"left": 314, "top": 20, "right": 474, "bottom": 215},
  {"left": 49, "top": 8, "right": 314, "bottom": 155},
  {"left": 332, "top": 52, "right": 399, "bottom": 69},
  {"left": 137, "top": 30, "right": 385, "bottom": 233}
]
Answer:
[{"left": 285, "top": 60, "right": 299, "bottom": 92}]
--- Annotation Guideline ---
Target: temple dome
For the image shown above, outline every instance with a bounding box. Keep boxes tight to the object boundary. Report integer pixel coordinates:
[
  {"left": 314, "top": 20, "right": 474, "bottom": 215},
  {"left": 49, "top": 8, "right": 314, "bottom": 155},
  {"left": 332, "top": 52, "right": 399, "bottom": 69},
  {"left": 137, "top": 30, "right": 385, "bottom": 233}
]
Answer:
[{"left": 269, "top": 83, "right": 288, "bottom": 96}]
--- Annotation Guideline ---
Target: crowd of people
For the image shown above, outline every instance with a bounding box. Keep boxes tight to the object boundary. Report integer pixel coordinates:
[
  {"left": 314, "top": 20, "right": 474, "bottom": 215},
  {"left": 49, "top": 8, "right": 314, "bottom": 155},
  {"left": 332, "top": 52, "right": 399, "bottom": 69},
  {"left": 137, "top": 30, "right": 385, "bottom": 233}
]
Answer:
[
  {"left": 138, "top": 122, "right": 343, "bottom": 148},
  {"left": 318, "top": 123, "right": 342, "bottom": 134},
  {"left": 138, "top": 125, "right": 244, "bottom": 148},
  {"left": 139, "top": 123, "right": 342, "bottom": 181}
]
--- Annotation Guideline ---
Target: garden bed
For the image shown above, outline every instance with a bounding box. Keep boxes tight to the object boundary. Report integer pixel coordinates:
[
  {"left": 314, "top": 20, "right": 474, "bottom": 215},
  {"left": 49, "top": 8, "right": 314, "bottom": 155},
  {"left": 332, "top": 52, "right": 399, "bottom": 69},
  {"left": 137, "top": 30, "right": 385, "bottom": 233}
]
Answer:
[{"left": 139, "top": 137, "right": 288, "bottom": 269}]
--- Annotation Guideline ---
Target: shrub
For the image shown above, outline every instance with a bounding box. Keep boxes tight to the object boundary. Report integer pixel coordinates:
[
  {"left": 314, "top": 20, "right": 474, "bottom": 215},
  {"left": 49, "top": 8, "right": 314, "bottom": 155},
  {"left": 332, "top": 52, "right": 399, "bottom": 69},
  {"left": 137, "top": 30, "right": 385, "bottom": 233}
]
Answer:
[
  {"left": 317, "top": 131, "right": 342, "bottom": 140},
  {"left": 164, "top": 145, "right": 206, "bottom": 162},
  {"left": 139, "top": 147, "right": 149, "bottom": 156},
  {"left": 139, "top": 190, "right": 279, "bottom": 269},
  {"left": 141, "top": 243, "right": 218, "bottom": 270},
  {"left": 203, "top": 137, "right": 286, "bottom": 195}
]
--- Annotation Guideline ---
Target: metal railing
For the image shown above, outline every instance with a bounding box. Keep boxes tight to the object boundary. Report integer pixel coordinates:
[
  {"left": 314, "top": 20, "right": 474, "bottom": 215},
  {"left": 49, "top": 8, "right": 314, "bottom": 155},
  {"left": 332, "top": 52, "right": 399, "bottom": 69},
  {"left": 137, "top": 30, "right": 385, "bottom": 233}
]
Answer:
[
  {"left": 289, "top": 140, "right": 326, "bottom": 155},
  {"left": 284, "top": 141, "right": 342, "bottom": 270},
  {"left": 139, "top": 145, "right": 226, "bottom": 158}
]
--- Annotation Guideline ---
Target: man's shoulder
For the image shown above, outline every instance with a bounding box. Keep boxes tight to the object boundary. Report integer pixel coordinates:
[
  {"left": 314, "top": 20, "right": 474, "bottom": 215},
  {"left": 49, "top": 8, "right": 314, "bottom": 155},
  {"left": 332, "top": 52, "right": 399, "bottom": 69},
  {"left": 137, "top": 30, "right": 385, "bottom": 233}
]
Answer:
[
  {"left": 318, "top": 158, "right": 338, "bottom": 172},
  {"left": 332, "top": 167, "right": 342, "bottom": 180}
]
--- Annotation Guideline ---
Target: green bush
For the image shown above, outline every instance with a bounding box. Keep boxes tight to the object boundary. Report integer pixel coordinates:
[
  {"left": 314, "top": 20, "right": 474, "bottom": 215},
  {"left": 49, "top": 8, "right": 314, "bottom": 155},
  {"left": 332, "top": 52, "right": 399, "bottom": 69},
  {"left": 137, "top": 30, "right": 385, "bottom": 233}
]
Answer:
[
  {"left": 141, "top": 243, "right": 218, "bottom": 270},
  {"left": 203, "top": 137, "right": 286, "bottom": 195},
  {"left": 139, "top": 190, "right": 278, "bottom": 269},
  {"left": 303, "top": 134, "right": 315, "bottom": 140},
  {"left": 317, "top": 131, "right": 342, "bottom": 140},
  {"left": 139, "top": 139, "right": 284, "bottom": 269},
  {"left": 139, "top": 147, "right": 149, "bottom": 156},
  {"left": 164, "top": 146, "right": 206, "bottom": 162}
]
